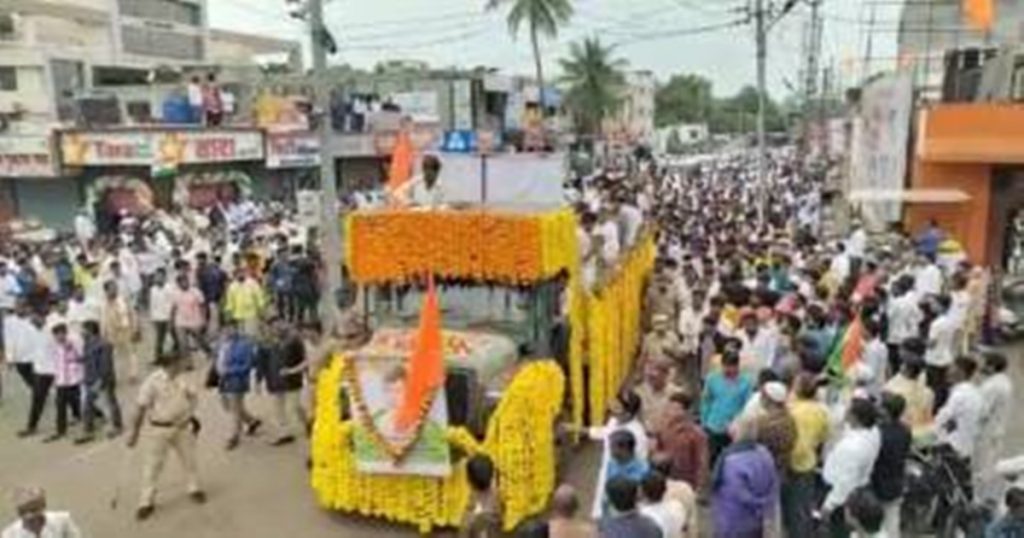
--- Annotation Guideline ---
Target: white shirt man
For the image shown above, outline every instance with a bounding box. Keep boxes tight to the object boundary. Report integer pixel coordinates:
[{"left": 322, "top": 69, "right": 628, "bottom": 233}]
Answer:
[
  {"left": 3, "top": 312, "right": 28, "bottom": 366},
  {"left": 66, "top": 295, "right": 98, "bottom": 337},
  {"left": 640, "top": 496, "right": 687, "bottom": 538},
  {"left": 934, "top": 379, "right": 983, "bottom": 460},
  {"left": 149, "top": 281, "right": 174, "bottom": 325},
  {"left": 1, "top": 511, "right": 81, "bottom": 538},
  {"left": 22, "top": 321, "right": 55, "bottom": 377},
  {"left": 886, "top": 291, "right": 922, "bottom": 346},
  {"left": 400, "top": 177, "right": 445, "bottom": 209},
  {"left": 0, "top": 268, "right": 20, "bottom": 311},
  {"left": 848, "top": 226, "right": 868, "bottom": 259},
  {"left": 861, "top": 336, "right": 889, "bottom": 397},
  {"left": 975, "top": 365, "right": 1013, "bottom": 502},
  {"left": 597, "top": 218, "right": 621, "bottom": 265},
  {"left": 73, "top": 212, "right": 95, "bottom": 246},
  {"left": 822, "top": 422, "right": 881, "bottom": 512},
  {"left": 925, "top": 312, "right": 957, "bottom": 368},
  {"left": 619, "top": 203, "right": 643, "bottom": 248},
  {"left": 915, "top": 262, "right": 943, "bottom": 297},
  {"left": 830, "top": 250, "right": 851, "bottom": 283}
]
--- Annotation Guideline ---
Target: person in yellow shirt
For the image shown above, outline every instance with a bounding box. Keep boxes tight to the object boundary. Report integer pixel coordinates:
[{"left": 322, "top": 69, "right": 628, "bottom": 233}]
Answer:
[
  {"left": 783, "top": 373, "right": 830, "bottom": 536},
  {"left": 224, "top": 271, "right": 266, "bottom": 336},
  {"left": 883, "top": 354, "right": 934, "bottom": 440}
]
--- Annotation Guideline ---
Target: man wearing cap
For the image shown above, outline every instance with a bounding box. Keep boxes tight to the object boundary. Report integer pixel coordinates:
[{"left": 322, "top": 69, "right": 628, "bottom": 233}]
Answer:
[
  {"left": 2, "top": 487, "right": 81, "bottom": 538},
  {"left": 640, "top": 314, "right": 682, "bottom": 375},
  {"left": 126, "top": 352, "right": 205, "bottom": 521}
]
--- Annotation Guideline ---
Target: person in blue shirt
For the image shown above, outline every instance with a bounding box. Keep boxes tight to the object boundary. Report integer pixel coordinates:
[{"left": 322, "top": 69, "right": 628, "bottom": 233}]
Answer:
[
  {"left": 601, "top": 430, "right": 650, "bottom": 519},
  {"left": 987, "top": 487, "right": 1024, "bottom": 538},
  {"left": 216, "top": 320, "right": 262, "bottom": 450},
  {"left": 701, "top": 349, "right": 754, "bottom": 468},
  {"left": 916, "top": 219, "right": 944, "bottom": 259}
]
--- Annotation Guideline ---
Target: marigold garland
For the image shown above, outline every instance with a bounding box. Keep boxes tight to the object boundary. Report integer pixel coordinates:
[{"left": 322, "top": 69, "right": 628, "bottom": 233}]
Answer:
[
  {"left": 584, "top": 235, "right": 656, "bottom": 425},
  {"left": 345, "top": 208, "right": 577, "bottom": 285},
  {"left": 311, "top": 356, "right": 565, "bottom": 534}
]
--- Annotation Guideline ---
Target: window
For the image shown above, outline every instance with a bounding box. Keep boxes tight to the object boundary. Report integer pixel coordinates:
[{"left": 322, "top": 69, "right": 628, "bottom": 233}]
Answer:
[
  {"left": 119, "top": 0, "right": 201, "bottom": 26},
  {"left": 0, "top": 67, "right": 16, "bottom": 91},
  {"left": 121, "top": 25, "right": 203, "bottom": 60},
  {"left": 0, "top": 13, "right": 14, "bottom": 39}
]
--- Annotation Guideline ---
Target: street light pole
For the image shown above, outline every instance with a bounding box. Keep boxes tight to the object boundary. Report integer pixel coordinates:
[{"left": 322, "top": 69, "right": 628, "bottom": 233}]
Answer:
[
  {"left": 755, "top": 0, "right": 768, "bottom": 227},
  {"left": 309, "top": 0, "right": 343, "bottom": 328}
]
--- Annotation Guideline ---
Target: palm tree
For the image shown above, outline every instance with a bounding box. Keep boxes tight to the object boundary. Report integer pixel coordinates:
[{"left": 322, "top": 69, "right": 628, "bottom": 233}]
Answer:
[
  {"left": 486, "top": 0, "right": 573, "bottom": 110},
  {"left": 559, "top": 37, "right": 628, "bottom": 136}
]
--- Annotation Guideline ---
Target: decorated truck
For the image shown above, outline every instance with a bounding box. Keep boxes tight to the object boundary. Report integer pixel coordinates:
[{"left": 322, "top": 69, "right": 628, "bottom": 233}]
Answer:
[{"left": 310, "top": 206, "right": 654, "bottom": 533}]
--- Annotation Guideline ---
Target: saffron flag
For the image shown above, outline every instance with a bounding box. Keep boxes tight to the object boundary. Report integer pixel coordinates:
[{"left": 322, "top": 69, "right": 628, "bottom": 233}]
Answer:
[
  {"left": 826, "top": 317, "right": 864, "bottom": 382},
  {"left": 964, "top": 0, "right": 994, "bottom": 31},
  {"left": 394, "top": 276, "right": 444, "bottom": 433},
  {"left": 387, "top": 128, "right": 415, "bottom": 193}
]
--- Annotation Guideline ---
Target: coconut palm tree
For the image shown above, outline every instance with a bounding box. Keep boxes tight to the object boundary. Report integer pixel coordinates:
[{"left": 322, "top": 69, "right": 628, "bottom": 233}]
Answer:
[
  {"left": 486, "top": 0, "right": 573, "bottom": 109},
  {"left": 559, "top": 37, "right": 628, "bottom": 136}
]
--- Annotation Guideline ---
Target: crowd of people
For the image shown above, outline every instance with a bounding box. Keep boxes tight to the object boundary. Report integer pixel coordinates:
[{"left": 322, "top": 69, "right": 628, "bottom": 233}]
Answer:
[
  {"left": 518, "top": 151, "right": 1018, "bottom": 538},
  {"left": 1, "top": 149, "right": 1022, "bottom": 538},
  {"left": 0, "top": 197, "right": 336, "bottom": 523}
]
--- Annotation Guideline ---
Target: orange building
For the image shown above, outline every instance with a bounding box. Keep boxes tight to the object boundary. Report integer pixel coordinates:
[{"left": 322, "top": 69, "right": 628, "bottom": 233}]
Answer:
[{"left": 906, "top": 103, "right": 1024, "bottom": 267}]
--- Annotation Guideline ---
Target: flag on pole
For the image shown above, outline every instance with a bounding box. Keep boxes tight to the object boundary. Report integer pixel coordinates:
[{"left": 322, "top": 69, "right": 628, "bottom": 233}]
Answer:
[
  {"left": 394, "top": 276, "right": 444, "bottom": 433},
  {"left": 386, "top": 128, "right": 415, "bottom": 193},
  {"left": 964, "top": 0, "right": 994, "bottom": 31},
  {"left": 826, "top": 317, "right": 864, "bottom": 383}
]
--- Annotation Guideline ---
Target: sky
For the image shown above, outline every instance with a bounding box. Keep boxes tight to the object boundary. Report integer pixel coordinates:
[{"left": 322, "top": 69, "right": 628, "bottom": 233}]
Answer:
[{"left": 209, "top": 0, "right": 907, "bottom": 99}]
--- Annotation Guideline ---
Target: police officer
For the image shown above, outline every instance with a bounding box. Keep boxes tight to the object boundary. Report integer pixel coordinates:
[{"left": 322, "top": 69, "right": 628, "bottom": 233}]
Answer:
[{"left": 126, "top": 351, "right": 205, "bottom": 521}]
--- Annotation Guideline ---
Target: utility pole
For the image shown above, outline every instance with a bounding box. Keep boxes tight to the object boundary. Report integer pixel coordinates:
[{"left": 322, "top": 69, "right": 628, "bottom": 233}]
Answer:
[
  {"left": 309, "top": 0, "right": 343, "bottom": 328},
  {"left": 800, "top": 0, "right": 823, "bottom": 166},
  {"left": 861, "top": 1, "right": 877, "bottom": 83},
  {"left": 755, "top": 0, "right": 768, "bottom": 227}
]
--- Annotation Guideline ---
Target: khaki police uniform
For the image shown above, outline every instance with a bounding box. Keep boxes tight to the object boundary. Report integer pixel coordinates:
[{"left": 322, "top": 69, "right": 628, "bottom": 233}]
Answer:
[{"left": 137, "top": 368, "right": 201, "bottom": 508}]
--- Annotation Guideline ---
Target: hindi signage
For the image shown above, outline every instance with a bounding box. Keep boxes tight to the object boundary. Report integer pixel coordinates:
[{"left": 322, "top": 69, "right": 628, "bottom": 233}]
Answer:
[
  {"left": 266, "top": 131, "right": 320, "bottom": 168},
  {"left": 0, "top": 135, "right": 58, "bottom": 178},
  {"left": 60, "top": 129, "right": 264, "bottom": 168}
]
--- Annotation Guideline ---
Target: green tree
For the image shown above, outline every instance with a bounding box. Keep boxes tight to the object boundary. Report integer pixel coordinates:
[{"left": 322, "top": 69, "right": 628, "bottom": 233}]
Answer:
[
  {"left": 487, "top": 0, "right": 573, "bottom": 110},
  {"left": 655, "top": 73, "right": 714, "bottom": 127},
  {"left": 559, "top": 37, "right": 628, "bottom": 136}
]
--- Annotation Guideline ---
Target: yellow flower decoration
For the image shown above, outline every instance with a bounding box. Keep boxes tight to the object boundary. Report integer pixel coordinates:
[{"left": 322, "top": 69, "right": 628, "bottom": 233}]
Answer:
[{"left": 311, "top": 357, "right": 565, "bottom": 534}]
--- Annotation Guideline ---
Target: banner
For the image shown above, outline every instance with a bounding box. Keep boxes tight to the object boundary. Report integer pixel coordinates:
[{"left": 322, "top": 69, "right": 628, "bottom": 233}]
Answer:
[
  {"left": 266, "top": 131, "right": 320, "bottom": 169},
  {"left": 849, "top": 72, "right": 914, "bottom": 226},
  {"left": 0, "top": 135, "right": 58, "bottom": 178},
  {"left": 60, "top": 129, "right": 264, "bottom": 168},
  {"left": 348, "top": 354, "right": 451, "bottom": 477}
]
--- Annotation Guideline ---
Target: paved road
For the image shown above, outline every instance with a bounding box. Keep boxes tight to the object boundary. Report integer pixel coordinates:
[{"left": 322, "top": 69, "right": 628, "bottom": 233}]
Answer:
[{"left": 0, "top": 340, "right": 1020, "bottom": 537}]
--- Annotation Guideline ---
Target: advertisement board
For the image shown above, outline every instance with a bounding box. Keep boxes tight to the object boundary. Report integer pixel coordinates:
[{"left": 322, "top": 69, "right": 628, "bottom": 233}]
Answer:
[
  {"left": 0, "top": 135, "right": 58, "bottom": 178},
  {"left": 849, "top": 72, "right": 914, "bottom": 225},
  {"left": 266, "top": 131, "right": 320, "bottom": 168},
  {"left": 60, "top": 129, "right": 264, "bottom": 168}
]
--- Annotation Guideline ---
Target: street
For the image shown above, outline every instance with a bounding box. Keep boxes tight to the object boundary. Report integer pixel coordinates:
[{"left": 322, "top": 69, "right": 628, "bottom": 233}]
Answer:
[{"left": 1, "top": 334, "right": 1021, "bottom": 537}]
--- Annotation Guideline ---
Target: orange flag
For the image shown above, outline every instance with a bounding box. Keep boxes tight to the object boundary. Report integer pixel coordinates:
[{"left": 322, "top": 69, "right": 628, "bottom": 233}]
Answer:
[
  {"left": 394, "top": 276, "right": 444, "bottom": 433},
  {"left": 964, "top": 0, "right": 994, "bottom": 30},
  {"left": 387, "top": 128, "right": 414, "bottom": 193}
]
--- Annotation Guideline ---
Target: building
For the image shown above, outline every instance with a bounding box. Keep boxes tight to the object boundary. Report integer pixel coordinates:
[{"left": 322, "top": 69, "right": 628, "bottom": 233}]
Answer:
[
  {"left": 897, "top": 0, "right": 1024, "bottom": 97},
  {"left": 604, "top": 70, "right": 656, "bottom": 149},
  {"left": 905, "top": 49, "right": 1024, "bottom": 272},
  {"left": 0, "top": 0, "right": 300, "bottom": 227}
]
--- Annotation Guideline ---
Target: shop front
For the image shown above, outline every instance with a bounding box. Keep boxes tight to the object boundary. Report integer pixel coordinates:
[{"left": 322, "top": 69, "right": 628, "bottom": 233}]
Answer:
[
  {"left": 59, "top": 127, "right": 265, "bottom": 231},
  {"left": 264, "top": 130, "right": 320, "bottom": 199},
  {"left": 0, "top": 134, "right": 69, "bottom": 228},
  {"left": 908, "top": 103, "right": 1024, "bottom": 270}
]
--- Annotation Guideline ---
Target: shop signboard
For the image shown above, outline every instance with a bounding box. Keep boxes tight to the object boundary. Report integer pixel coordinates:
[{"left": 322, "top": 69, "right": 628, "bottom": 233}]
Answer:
[
  {"left": 266, "top": 131, "right": 320, "bottom": 169},
  {"left": 60, "top": 129, "right": 265, "bottom": 169},
  {"left": 440, "top": 130, "right": 477, "bottom": 153},
  {"left": 0, "top": 135, "right": 58, "bottom": 178}
]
